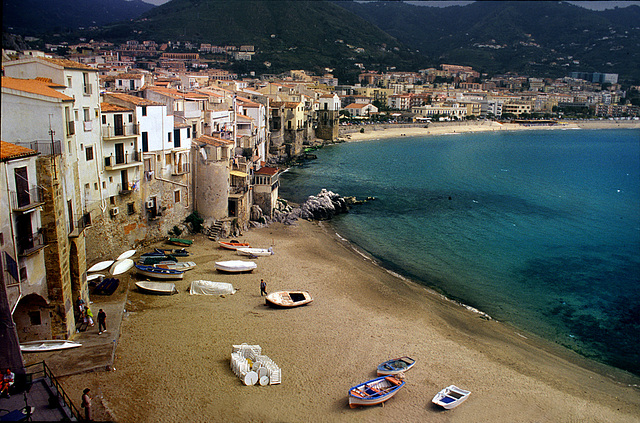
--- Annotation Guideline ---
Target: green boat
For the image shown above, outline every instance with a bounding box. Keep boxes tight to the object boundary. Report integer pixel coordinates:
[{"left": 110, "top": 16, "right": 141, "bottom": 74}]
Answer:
[{"left": 167, "top": 237, "right": 193, "bottom": 247}]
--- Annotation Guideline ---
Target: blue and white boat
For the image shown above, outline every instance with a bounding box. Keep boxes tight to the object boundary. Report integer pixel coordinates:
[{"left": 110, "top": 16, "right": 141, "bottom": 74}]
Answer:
[
  {"left": 135, "top": 263, "right": 184, "bottom": 280},
  {"left": 432, "top": 385, "right": 471, "bottom": 409},
  {"left": 348, "top": 375, "right": 405, "bottom": 408},
  {"left": 376, "top": 356, "right": 416, "bottom": 376}
]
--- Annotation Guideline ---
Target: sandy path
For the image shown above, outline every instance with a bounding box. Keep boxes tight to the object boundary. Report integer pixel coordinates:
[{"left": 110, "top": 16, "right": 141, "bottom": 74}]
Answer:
[{"left": 60, "top": 220, "right": 640, "bottom": 422}]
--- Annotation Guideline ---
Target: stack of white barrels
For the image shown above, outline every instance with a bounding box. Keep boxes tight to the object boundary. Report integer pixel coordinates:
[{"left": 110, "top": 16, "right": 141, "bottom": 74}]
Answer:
[{"left": 231, "top": 344, "right": 281, "bottom": 386}]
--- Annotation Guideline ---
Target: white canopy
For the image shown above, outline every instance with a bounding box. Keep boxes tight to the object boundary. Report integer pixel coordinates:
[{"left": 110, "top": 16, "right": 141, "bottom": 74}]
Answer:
[{"left": 189, "top": 280, "right": 236, "bottom": 295}]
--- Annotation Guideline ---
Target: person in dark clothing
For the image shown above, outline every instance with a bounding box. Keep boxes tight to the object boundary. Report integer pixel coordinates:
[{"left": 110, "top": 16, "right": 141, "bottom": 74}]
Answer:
[
  {"left": 260, "top": 279, "right": 267, "bottom": 296},
  {"left": 97, "top": 309, "right": 107, "bottom": 334}
]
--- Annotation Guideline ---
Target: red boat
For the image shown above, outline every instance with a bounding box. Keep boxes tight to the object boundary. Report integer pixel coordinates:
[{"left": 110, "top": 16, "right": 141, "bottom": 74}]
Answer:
[{"left": 219, "top": 240, "right": 251, "bottom": 250}]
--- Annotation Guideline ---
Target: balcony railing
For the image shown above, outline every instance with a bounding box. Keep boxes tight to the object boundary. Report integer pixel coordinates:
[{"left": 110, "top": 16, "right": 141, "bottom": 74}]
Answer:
[
  {"left": 18, "top": 231, "right": 46, "bottom": 257},
  {"left": 117, "top": 183, "right": 132, "bottom": 195},
  {"left": 172, "top": 162, "right": 191, "bottom": 175},
  {"left": 69, "top": 213, "right": 91, "bottom": 238},
  {"left": 104, "top": 151, "right": 142, "bottom": 170},
  {"left": 102, "top": 123, "right": 139, "bottom": 139},
  {"left": 11, "top": 186, "right": 45, "bottom": 212},
  {"left": 13, "top": 140, "right": 62, "bottom": 156}
]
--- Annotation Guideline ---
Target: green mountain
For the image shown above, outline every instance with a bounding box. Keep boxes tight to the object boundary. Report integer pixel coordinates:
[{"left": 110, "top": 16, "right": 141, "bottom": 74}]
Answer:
[
  {"left": 96, "top": 0, "right": 427, "bottom": 81},
  {"left": 337, "top": 1, "right": 640, "bottom": 83}
]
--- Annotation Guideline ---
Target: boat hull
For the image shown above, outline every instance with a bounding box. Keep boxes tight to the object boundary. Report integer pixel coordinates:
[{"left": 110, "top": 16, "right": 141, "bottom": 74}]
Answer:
[
  {"left": 135, "top": 264, "right": 184, "bottom": 280},
  {"left": 377, "top": 356, "right": 416, "bottom": 376},
  {"left": 87, "top": 260, "right": 114, "bottom": 273},
  {"left": 236, "top": 247, "right": 273, "bottom": 257},
  {"left": 432, "top": 385, "right": 471, "bottom": 409},
  {"left": 135, "top": 281, "right": 178, "bottom": 295},
  {"left": 110, "top": 258, "right": 134, "bottom": 275},
  {"left": 167, "top": 237, "right": 192, "bottom": 247},
  {"left": 155, "top": 261, "right": 196, "bottom": 271},
  {"left": 265, "top": 291, "right": 313, "bottom": 308},
  {"left": 219, "top": 241, "right": 251, "bottom": 250},
  {"left": 348, "top": 375, "right": 405, "bottom": 408},
  {"left": 215, "top": 260, "right": 257, "bottom": 273},
  {"left": 20, "top": 340, "right": 82, "bottom": 353}
]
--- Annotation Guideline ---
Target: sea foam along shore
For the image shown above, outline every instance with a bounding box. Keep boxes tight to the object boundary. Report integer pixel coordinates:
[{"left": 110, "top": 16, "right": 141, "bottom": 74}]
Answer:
[
  {"left": 60, "top": 220, "right": 640, "bottom": 422},
  {"left": 342, "top": 119, "right": 640, "bottom": 142}
]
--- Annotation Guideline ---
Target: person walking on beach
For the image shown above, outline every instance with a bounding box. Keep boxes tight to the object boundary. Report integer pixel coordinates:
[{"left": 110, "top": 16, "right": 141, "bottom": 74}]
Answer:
[
  {"left": 260, "top": 279, "right": 267, "bottom": 296},
  {"left": 81, "top": 388, "right": 92, "bottom": 421},
  {"left": 97, "top": 309, "right": 106, "bottom": 335}
]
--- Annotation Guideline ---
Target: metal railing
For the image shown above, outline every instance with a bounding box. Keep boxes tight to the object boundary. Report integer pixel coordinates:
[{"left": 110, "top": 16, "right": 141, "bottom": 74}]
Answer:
[
  {"left": 102, "top": 123, "right": 139, "bottom": 138},
  {"left": 105, "top": 150, "right": 141, "bottom": 168},
  {"left": 10, "top": 186, "right": 45, "bottom": 210},
  {"left": 172, "top": 162, "right": 191, "bottom": 175},
  {"left": 17, "top": 231, "right": 45, "bottom": 256},
  {"left": 13, "top": 140, "right": 62, "bottom": 156},
  {"left": 25, "top": 361, "right": 82, "bottom": 421}
]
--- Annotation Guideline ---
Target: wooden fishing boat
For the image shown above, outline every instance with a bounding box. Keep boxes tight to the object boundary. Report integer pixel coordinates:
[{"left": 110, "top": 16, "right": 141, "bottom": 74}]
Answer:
[
  {"left": 135, "top": 281, "right": 178, "bottom": 295},
  {"left": 236, "top": 247, "right": 274, "bottom": 257},
  {"left": 87, "top": 260, "right": 114, "bottom": 273},
  {"left": 265, "top": 291, "right": 313, "bottom": 308},
  {"left": 348, "top": 375, "right": 405, "bottom": 408},
  {"left": 93, "top": 277, "right": 120, "bottom": 295},
  {"left": 20, "top": 340, "right": 81, "bottom": 353},
  {"left": 135, "top": 263, "right": 184, "bottom": 280},
  {"left": 110, "top": 258, "right": 134, "bottom": 275},
  {"left": 155, "top": 248, "right": 189, "bottom": 257},
  {"left": 219, "top": 240, "right": 251, "bottom": 250},
  {"left": 116, "top": 249, "right": 136, "bottom": 261},
  {"left": 167, "top": 237, "right": 192, "bottom": 247},
  {"left": 154, "top": 261, "right": 196, "bottom": 271},
  {"left": 215, "top": 260, "right": 257, "bottom": 273},
  {"left": 432, "top": 385, "right": 471, "bottom": 409},
  {"left": 376, "top": 356, "right": 416, "bottom": 376}
]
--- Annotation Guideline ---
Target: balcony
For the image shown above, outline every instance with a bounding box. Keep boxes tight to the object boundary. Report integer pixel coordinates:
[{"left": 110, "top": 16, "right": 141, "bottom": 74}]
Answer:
[
  {"left": 13, "top": 140, "right": 62, "bottom": 156},
  {"left": 172, "top": 162, "right": 191, "bottom": 175},
  {"left": 117, "top": 183, "right": 133, "bottom": 195},
  {"left": 102, "top": 123, "right": 139, "bottom": 139},
  {"left": 104, "top": 151, "right": 142, "bottom": 170},
  {"left": 11, "top": 186, "right": 45, "bottom": 212},
  {"left": 18, "top": 231, "right": 46, "bottom": 257},
  {"left": 69, "top": 213, "right": 91, "bottom": 238}
]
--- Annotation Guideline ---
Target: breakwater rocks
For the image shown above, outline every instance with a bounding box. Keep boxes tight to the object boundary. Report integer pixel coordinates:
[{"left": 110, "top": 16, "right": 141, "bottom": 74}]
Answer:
[{"left": 250, "top": 189, "right": 375, "bottom": 227}]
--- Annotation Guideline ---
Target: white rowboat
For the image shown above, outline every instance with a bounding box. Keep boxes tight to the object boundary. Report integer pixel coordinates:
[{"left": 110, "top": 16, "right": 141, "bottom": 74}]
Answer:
[
  {"left": 20, "top": 340, "right": 82, "bottom": 353},
  {"left": 135, "top": 281, "right": 178, "bottom": 295},
  {"left": 265, "top": 291, "right": 313, "bottom": 308},
  {"left": 116, "top": 249, "right": 136, "bottom": 260},
  {"left": 110, "top": 258, "right": 134, "bottom": 275},
  {"left": 236, "top": 247, "right": 274, "bottom": 257},
  {"left": 215, "top": 260, "right": 257, "bottom": 273},
  {"left": 155, "top": 261, "right": 197, "bottom": 271},
  {"left": 87, "top": 260, "right": 114, "bottom": 273},
  {"left": 432, "top": 385, "right": 471, "bottom": 409}
]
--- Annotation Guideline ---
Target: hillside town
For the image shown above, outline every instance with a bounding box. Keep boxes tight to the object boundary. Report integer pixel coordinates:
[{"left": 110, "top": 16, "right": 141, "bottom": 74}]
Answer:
[{"left": 1, "top": 39, "right": 639, "bottom": 363}]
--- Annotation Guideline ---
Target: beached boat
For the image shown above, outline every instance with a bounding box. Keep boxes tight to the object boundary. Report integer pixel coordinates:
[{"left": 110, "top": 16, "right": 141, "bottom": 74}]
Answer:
[
  {"left": 154, "top": 261, "right": 196, "bottom": 271},
  {"left": 135, "top": 281, "right": 178, "bottom": 295},
  {"left": 376, "top": 356, "right": 416, "bottom": 376},
  {"left": 87, "top": 260, "right": 114, "bottom": 273},
  {"left": 20, "top": 340, "right": 81, "bottom": 353},
  {"left": 138, "top": 255, "right": 177, "bottom": 266},
  {"left": 110, "top": 258, "right": 134, "bottom": 275},
  {"left": 219, "top": 240, "right": 251, "bottom": 250},
  {"left": 93, "top": 277, "right": 120, "bottom": 295},
  {"left": 432, "top": 385, "right": 471, "bottom": 409},
  {"left": 236, "top": 247, "right": 274, "bottom": 257},
  {"left": 189, "top": 280, "right": 236, "bottom": 295},
  {"left": 155, "top": 248, "right": 190, "bottom": 257},
  {"left": 167, "top": 237, "right": 192, "bottom": 247},
  {"left": 265, "top": 291, "right": 313, "bottom": 308},
  {"left": 348, "top": 375, "right": 405, "bottom": 408},
  {"left": 87, "top": 273, "right": 104, "bottom": 287},
  {"left": 215, "top": 260, "right": 257, "bottom": 273},
  {"left": 116, "top": 249, "right": 136, "bottom": 261},
  {"left": 135, "top": 263, "right": 184, "bottom": 280}
]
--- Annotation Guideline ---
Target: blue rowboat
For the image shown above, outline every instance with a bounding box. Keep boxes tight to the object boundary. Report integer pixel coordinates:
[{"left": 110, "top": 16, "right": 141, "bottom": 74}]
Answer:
[
  {"left": 376, "top": 356, "right": 416, "bottom": 376},
  {"left": 134, "top": 263, "right": 184, "bottom": 280},
  {"left": 348, "top": 375, "right": 405, "bottom": 408}
]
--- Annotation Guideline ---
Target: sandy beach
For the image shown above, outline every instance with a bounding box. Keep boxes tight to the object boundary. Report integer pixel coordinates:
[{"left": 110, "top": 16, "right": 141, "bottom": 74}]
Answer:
[
  {"left": 340, "top": 119, "right": 640, "bottom": 142},
  {"left": 59, "top": 217, "right": 640, "bottom": 422}
]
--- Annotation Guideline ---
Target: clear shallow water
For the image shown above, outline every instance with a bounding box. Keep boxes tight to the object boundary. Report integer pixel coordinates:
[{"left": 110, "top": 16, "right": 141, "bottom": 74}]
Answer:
[{"left": 280, "top": 129, "right": 640, "bottom": 376}]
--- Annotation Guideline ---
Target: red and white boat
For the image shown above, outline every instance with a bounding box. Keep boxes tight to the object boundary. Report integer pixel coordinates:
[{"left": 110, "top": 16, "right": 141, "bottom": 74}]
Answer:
[{"left": 219, "top": 240, "right": 251, "bottom": 250}]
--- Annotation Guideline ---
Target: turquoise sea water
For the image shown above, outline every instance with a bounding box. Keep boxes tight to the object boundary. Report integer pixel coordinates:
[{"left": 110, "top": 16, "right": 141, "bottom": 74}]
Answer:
[{"left": 279, "top": 128, "right": 640, "bottom": 377}]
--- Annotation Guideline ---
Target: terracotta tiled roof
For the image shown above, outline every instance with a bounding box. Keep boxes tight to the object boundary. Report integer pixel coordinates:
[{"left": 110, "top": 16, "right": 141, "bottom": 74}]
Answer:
[
  {"left": 254, "top": 166, "right": 279, "bottom": 176},
  {"left": 100, "top": 102, "right": 132, "bottom": 112},
  {"left": 0, "top": 140, "right": 39, "bottom": 162},
  {"left": 2, "top": 76, "right": 73, "bottom": 101},
  {"left": 195, "top": 135, "right": 233, "bottom": 146},
  {"left": 103, "top": 92, "right": 162, "bottom": 106},
  {"left": 42, "top": 57, "right": 96, "bottom": 71}
]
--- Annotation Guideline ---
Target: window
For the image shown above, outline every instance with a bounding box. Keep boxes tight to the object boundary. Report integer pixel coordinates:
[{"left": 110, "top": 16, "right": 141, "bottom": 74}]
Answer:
[
  {"left": 142, "top": 132, "right": 149, "bottom": 152},
  {"left": 127, "top": 203, "right": 135, "bottom": 215},
  {"left": 187, "top": 127, "right": 191, "bottom": 138},
  {"left": 128, "top": 114, "right": 133, "bottom": 123},
  {"left": 83, "top": 108, "right": 90, "bottom": 122},
  {"left": 174, "top": 190, "right": 181, "bottom": 203},
  {"left": 102, "top": 115, "right": 106, "bottom": 124},
  {"left": 165, "top": 153, "right": 172, "bottom": 165},
  {"left": 142, "top": 106, "right": 147, "bottom": 116},
  {"left": 67, "top": 77, "right": 72, "bottom": 88},
  {"left": 168, "top": 132, "right": 172, "bottom": 143},
  {"left": 85, "top": 146, "right": 94, "bottom": 161},
  {"left": 29, "top": 311, "right": 41, "bottom": 325}
]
